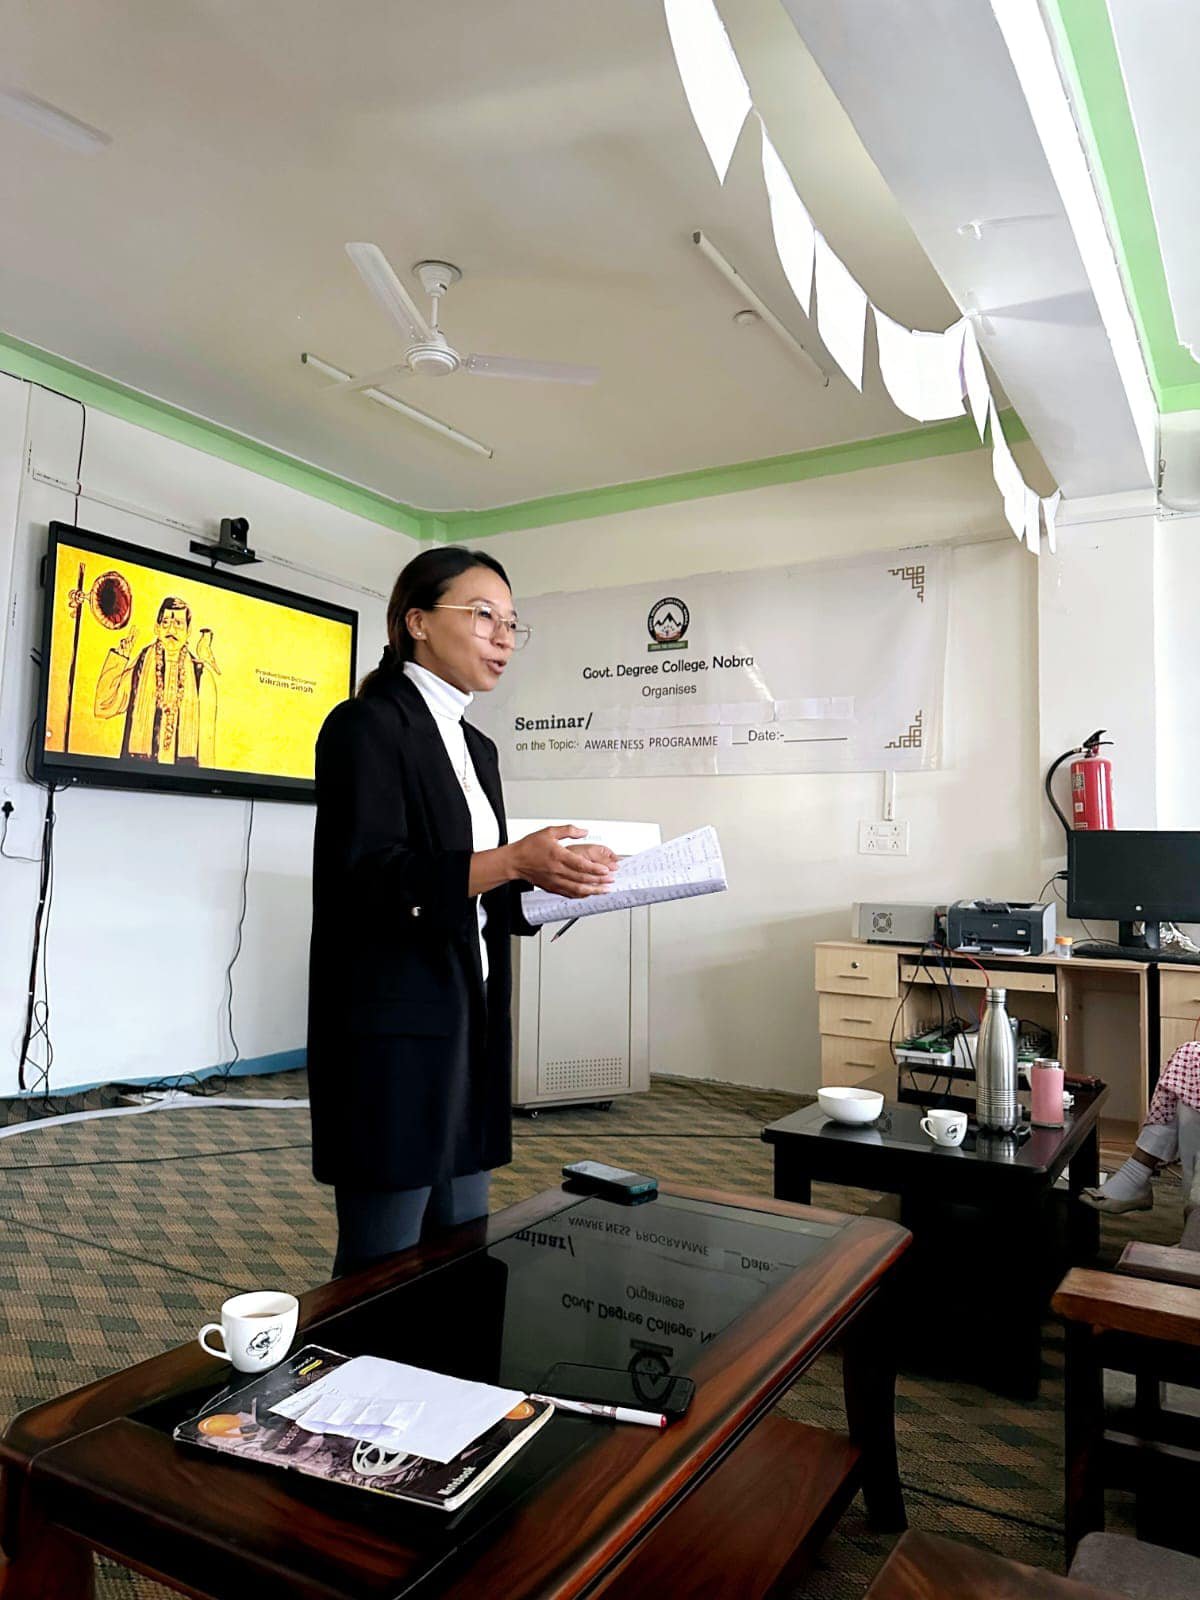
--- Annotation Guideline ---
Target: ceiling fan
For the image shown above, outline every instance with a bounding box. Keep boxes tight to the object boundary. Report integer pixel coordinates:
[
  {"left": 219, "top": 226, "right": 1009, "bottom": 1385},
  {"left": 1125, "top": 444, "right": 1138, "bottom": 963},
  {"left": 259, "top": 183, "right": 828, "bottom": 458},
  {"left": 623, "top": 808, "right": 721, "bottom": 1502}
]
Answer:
[
  {"left": 338, "top": 242, "right": 599, "bottom": 388},
  {"left": 303, "top": 243, "right": 598, "bottom": 457}
]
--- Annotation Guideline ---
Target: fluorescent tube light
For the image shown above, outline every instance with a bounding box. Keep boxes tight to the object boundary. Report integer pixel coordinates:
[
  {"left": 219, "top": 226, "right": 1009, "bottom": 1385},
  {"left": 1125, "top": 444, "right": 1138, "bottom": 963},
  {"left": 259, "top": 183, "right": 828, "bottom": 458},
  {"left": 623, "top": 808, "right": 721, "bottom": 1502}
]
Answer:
[
  {"left": 301, "top": 353, "right": 494, "bottom": 460},
  {"left": 692, "top": 231, "right": 829, "bottom": 387},
  {"left": 0, "top": 87, "right": 111, "bottom": 153}
]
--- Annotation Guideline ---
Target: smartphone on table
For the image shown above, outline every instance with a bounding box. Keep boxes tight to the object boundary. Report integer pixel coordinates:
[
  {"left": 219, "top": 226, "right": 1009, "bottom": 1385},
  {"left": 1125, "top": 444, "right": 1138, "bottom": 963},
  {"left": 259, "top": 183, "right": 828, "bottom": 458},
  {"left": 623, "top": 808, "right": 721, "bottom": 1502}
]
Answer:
[{"left": 561, "top": 1160, "right": 657, "bottom": 1201}]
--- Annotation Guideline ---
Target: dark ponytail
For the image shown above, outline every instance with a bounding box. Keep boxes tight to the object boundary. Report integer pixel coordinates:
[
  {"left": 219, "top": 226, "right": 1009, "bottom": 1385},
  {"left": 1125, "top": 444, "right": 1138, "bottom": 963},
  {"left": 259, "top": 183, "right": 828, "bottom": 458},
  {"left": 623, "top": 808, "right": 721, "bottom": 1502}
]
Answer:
[{"left": 357, "top": 546, "right": 512, "bottom": 696}]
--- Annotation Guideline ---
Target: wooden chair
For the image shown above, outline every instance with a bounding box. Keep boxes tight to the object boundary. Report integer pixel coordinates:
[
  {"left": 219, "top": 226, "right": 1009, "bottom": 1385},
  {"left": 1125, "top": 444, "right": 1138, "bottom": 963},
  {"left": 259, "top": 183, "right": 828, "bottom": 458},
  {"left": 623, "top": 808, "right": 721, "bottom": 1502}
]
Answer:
[
  {"left": 864, "top": 1529, "right": 1200, "bottom": 1600},
  {"left": 1053, "top": 1229, "right": 1200, "bottom": 1559}
]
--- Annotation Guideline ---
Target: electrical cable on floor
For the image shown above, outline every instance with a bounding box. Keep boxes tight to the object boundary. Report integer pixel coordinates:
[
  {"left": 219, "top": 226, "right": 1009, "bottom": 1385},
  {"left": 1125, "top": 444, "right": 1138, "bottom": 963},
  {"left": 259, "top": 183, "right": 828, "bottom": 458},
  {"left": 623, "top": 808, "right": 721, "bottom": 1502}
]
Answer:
[
  {"left": 1, "top": 1074, "right": 802, "bottom": 1144},
  {"left": 516, "top": 1133, "right": 765, "bottom": 1141},
  {"left": 0, "top": 1141, "right": 315, "bottom": 1173},
  {"left": 0, "top": 1094, "right": 312, "bottom": 1143},
  {"left": 900, "top": 1479, "right": 1064, "bottom": 1538},
  {"left": 0, "top": 1204, "right": 273, "bottom": 1295}
]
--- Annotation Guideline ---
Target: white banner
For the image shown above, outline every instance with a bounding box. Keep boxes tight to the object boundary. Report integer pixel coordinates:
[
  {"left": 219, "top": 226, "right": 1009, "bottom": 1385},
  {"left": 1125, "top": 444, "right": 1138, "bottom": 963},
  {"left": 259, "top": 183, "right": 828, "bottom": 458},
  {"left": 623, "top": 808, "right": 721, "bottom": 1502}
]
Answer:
[{"left": 475, "top": 547, "right": 948, "bottom": 779}]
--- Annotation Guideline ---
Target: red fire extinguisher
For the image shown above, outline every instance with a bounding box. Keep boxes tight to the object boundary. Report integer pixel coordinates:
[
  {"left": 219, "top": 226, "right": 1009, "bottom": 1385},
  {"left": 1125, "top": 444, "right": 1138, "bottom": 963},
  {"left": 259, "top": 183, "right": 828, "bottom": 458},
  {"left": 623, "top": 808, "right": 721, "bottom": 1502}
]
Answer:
[
  {"left": 1071, "top": 731, "right": 1115, "bottom": 829},
  {"left": 1045, "top": 729, "right": 1115, "bottom": 836}
]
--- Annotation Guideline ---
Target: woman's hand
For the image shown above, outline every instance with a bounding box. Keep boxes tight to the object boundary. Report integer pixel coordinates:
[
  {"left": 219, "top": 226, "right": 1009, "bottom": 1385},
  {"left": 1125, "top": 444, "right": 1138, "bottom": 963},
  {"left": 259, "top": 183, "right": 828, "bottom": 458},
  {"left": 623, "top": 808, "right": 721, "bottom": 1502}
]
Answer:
[{"left": 509, "top": 826, "right": 618, "bottom": 898}]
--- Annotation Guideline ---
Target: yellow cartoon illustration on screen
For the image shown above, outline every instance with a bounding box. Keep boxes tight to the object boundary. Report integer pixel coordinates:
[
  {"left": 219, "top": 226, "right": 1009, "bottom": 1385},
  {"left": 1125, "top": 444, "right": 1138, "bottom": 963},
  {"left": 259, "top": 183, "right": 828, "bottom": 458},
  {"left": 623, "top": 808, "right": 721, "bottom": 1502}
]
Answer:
[
  {"left": 75, "top": 590, "right": 220, "bottom": 766},
  {"left": 45, "top": 536, "right": 355, "bottom": 783}
]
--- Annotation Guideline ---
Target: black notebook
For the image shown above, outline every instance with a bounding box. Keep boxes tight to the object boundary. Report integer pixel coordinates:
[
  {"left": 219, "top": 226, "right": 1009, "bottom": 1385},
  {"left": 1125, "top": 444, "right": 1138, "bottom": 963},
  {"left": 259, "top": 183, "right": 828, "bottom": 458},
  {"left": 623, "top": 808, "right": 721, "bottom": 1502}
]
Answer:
[{"left": 173, "top": 1345, "right": 554, "bottom": 1512}]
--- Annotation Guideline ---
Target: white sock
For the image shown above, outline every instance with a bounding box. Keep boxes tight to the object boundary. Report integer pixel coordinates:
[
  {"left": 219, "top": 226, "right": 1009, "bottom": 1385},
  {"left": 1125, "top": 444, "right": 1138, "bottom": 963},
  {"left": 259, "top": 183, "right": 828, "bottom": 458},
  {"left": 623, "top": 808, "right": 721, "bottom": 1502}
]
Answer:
[{"left": 1098, "top": 1156, "right": 1155, "bottom": 1202}]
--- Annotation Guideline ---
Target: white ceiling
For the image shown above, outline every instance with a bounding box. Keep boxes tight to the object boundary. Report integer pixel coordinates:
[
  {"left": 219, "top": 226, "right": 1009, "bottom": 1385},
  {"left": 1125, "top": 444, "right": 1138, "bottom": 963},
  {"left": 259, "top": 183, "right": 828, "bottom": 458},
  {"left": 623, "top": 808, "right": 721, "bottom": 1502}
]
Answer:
[
  {"left": 1107, "top": 1, "right": 1200, "bottom": 363},
  {"left": 781, "top": 0, "right": 1152, "bottom": 500},
  {"left": 0, "top": 0, "right": 978, "bottom": 511}
]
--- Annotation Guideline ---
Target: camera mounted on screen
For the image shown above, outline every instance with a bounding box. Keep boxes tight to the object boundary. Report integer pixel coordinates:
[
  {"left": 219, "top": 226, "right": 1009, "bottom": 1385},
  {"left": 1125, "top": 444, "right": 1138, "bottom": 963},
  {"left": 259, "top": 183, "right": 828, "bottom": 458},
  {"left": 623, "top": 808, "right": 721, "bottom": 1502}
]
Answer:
[{"left": 189, "top": 516, "right": 259, "bottom": 568}]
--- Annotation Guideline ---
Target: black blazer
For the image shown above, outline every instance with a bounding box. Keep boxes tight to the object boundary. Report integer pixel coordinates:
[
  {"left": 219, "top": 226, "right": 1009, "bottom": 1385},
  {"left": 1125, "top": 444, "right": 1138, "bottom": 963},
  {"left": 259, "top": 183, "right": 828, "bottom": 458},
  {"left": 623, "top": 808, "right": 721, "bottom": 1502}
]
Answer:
[{"left": 306, "top": 668, "right": 535, "bottom": 1190}]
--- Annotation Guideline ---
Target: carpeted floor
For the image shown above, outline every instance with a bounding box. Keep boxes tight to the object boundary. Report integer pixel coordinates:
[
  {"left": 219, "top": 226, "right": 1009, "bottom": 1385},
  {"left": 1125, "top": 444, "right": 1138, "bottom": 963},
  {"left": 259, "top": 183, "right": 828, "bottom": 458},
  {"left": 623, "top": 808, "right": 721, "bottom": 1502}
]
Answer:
[{"left": 0, "top": 1071, "right": 1182, "bottom": 1598}]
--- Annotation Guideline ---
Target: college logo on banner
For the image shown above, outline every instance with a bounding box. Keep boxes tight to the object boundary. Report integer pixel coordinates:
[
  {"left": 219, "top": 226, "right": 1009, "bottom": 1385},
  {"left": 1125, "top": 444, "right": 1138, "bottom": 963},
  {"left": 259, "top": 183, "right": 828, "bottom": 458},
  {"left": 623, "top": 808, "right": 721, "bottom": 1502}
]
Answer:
[{"left": 647, "top": 597, "right": 690, "bottom": 652}]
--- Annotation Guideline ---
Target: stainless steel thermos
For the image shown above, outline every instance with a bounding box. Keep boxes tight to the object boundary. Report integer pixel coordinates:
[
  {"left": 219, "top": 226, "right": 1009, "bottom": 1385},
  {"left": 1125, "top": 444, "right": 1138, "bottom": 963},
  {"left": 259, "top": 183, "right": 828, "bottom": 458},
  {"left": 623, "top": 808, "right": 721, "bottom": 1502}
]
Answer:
[{"left": 976, "top": 987, "right": 1019, "bottom": 1132}]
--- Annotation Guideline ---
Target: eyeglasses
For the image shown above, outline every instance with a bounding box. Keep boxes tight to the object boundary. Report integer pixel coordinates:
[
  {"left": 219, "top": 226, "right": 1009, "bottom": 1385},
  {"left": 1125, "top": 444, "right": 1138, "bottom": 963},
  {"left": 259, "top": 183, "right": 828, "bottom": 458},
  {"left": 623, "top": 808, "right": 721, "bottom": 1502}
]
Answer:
[{"left": 432, "top": 602, "right": 532, "bottom": 650}]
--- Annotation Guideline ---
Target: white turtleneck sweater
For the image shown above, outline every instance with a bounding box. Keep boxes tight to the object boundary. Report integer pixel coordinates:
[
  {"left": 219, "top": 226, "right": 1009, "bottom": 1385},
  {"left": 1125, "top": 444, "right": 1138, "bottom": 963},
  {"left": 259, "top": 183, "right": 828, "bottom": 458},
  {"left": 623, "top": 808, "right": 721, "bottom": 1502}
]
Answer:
[{"left": 403, "top": 661, "right": 500, "bottom": 982}]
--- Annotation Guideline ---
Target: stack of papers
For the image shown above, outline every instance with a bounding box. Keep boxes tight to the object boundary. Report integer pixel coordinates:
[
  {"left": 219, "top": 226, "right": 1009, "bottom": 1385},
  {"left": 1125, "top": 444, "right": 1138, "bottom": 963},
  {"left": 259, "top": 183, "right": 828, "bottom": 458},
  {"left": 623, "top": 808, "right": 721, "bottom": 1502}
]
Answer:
[
  {"left": 269, "top": 1355, "right": 524, "bottom": 1464},
  {"left": 522, "top": 825, "right": 727, "bottom": 928}
]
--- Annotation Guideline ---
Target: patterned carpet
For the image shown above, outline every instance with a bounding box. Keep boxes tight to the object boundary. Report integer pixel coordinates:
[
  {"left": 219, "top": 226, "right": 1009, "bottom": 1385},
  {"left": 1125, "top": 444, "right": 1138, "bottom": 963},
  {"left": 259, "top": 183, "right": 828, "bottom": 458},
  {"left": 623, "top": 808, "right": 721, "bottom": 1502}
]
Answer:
[{"left": 0, "top": 1071, "right": 1182, "bottom": 1598}]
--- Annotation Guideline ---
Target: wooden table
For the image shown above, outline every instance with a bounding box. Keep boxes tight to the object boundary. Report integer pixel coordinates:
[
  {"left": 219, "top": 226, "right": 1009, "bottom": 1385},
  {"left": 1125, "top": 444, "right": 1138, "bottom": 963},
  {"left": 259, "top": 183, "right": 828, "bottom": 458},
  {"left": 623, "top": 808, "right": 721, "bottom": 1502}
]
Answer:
[
  {"left": 763, "top": 1085, "right": 1108, "bottom": 1397},
  {"left": 0, "top": 1183, "right": 910, "bottom": 1600}
]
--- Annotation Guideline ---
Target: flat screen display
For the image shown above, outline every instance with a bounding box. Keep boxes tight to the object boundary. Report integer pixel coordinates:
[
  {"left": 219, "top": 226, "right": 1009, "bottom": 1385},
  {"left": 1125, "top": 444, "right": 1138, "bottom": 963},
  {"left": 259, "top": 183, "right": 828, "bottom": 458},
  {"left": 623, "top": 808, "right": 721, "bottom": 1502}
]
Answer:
[
  {"left": 35, "top": 523, "right": 358, "bottom": 802},
  {"left": 1067, "top": 830, "right": 1200, "bottom": 922}
]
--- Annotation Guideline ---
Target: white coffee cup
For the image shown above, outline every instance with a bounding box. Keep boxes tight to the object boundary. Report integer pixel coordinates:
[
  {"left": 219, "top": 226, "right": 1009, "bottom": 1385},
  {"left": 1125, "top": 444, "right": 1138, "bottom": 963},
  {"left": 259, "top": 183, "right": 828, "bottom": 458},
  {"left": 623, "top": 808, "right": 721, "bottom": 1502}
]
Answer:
[
  {"left": 199, "top": 1291, "right": 298, "bottom": 1373},
  {"left": 921, "top": 1109, "right": 967, "bottom": 1148}
]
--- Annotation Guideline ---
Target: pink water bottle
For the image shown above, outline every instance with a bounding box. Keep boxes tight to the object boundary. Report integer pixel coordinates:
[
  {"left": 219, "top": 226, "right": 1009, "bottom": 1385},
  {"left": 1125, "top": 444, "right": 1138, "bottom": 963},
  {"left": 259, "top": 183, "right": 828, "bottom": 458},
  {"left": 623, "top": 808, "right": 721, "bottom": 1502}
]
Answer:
[{"left": 1031, "top": 1058, "right": 1065, "bottom": 1128}]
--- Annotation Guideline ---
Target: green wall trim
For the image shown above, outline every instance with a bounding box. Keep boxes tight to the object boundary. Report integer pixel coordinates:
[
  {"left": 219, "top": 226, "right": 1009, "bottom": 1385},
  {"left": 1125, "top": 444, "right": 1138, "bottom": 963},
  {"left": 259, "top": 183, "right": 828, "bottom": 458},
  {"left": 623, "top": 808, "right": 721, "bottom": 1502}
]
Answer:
[
  {"left": 0, "top": 331, "right": 426, "bottom": 538},
  {"left": 1047, "top": 0, "right": 1200, "bottom": 414},
  {"left": 431, "top": 412, "right": 1027, "bottom": 542},
  {"left": 1, "top": 326, "right": 1025, "bottom": 543}
]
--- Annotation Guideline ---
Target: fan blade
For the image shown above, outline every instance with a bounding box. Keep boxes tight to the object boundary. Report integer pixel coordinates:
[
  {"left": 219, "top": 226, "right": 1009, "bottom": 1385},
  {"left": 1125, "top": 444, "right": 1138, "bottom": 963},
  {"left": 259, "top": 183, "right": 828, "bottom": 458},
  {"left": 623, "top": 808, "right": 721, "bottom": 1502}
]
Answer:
[
  {"left": 323, "top": 361, "right": 409, "bottom": 397},
  {"left": 463, "top": 353, "right": 599, "bottom": 386},
  {"left": 345, "top": 243, "right": 432, "bottom": 342}
]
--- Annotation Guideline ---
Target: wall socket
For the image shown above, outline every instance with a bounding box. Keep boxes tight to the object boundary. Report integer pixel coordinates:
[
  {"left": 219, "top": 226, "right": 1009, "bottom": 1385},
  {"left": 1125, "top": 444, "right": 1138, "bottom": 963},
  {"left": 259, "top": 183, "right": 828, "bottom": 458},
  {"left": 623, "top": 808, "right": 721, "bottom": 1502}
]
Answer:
[
  {"left": 859, "top": 819, "right": 910, "bottom": 856},
  {"left": 0, "top": 784, "right": 44, "bottom": 862}
]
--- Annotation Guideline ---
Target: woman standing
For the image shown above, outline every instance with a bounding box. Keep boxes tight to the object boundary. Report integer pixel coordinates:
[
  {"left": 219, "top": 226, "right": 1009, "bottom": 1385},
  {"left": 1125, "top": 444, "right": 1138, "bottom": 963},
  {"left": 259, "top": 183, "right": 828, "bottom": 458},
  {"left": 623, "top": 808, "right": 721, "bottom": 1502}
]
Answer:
[{"left": 307, "top": 547, "right": 616, "bottom": 1275}]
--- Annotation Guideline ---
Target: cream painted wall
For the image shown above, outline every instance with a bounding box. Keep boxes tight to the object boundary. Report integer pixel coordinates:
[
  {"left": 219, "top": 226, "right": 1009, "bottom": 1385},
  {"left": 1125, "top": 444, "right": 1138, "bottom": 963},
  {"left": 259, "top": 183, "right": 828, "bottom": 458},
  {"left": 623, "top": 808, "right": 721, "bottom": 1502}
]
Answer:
[
  {"left": 484, "top": 454, "right": 1043, "bottom": 1092},
  {"left": 0, "top": 376, "right": 416, "bottom": 1096},
  {"left": 1155, "top": 515, "right": 1200, "bottom": 833}
]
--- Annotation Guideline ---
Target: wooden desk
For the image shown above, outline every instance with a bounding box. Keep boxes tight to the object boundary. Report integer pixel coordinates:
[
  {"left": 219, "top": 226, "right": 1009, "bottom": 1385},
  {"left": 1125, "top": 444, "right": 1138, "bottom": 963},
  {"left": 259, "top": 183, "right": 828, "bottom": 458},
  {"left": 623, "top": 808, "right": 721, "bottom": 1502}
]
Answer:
[
  {"left": 0, "top": 1184, "right": 910, "bottom": 1600},
  {"left": 814, "top": 939, "right": 1193, "bottom": 1141}
]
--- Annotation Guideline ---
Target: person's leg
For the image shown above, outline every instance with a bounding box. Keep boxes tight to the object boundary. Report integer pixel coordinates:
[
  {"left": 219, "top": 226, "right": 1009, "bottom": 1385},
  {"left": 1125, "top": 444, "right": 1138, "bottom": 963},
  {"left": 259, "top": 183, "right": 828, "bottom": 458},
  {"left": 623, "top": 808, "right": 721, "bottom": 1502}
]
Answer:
[
  {"left": 332, "top": 1185, "right": 432, "bottom": 1277},
  {"left": 1178, "top": 1103, "right": 1200, "bottom": 1202},
  {"left": 424, "top": 1171, "right": 491, "bottom": 1232},
  {"left": 1081, "top": 1119, "right": 1177, "bottom": 1212}
]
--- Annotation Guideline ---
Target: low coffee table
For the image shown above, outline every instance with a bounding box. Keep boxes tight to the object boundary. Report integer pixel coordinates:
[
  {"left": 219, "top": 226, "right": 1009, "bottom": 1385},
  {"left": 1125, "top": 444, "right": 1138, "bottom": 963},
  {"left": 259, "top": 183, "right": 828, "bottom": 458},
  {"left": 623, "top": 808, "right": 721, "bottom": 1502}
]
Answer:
[
  {"left": 1, "top": 1183, "right": 909, "bottom": 1600},
  {"left": 763, "top": 1084, "right": 1107, "bottom": 1397}
]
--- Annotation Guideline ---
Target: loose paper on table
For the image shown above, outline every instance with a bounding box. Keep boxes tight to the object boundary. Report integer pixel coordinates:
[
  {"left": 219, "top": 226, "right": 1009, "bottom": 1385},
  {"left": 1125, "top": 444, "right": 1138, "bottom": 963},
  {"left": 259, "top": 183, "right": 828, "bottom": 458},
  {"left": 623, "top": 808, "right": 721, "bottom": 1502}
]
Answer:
[{"left": 269, "top": 1355, "right": 525, "bottom": 1463}]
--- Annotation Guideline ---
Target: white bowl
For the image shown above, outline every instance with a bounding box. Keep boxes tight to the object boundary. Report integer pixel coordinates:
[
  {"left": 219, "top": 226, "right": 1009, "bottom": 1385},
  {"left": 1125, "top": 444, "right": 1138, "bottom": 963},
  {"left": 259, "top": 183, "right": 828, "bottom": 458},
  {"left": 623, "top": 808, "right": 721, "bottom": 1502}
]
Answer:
[{"left": 817, "top": 1086, "right": 884, "bottom": 1126}]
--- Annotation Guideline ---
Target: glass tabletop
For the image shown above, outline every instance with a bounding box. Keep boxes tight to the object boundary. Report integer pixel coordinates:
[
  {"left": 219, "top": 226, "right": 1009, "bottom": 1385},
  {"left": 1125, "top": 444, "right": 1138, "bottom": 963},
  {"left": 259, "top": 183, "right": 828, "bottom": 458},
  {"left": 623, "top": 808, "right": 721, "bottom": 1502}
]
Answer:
[
  {"left": 135, "top": 1190, "right": 848, "bottom": 1561},
  {"left": 763, "top": 1098, "right": 1091, "bottom": 1172}
]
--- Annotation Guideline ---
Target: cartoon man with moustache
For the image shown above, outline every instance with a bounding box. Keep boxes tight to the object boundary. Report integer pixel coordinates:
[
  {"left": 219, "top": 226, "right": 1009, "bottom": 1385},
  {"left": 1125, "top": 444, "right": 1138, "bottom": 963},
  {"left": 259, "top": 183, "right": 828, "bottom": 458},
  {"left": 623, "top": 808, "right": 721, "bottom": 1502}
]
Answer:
[{"left": 89, "top": 594, "right": 220, "bottom": 765}]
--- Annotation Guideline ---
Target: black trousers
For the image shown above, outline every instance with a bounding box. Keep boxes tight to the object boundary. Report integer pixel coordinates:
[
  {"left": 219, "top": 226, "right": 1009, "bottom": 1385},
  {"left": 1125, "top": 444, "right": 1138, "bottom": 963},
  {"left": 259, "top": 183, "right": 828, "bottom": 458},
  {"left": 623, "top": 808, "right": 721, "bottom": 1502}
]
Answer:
[{"left": 332, "top": 1171, "right": 490, "bottom": 1277}]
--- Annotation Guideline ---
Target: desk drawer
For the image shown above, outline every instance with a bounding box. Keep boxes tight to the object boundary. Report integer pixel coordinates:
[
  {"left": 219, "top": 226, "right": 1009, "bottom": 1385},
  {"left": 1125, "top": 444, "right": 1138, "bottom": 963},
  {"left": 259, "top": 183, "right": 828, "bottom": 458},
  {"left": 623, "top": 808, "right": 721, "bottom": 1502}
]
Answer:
[
  {"left": 1160, "top": 969, "right": 1200, "bottom": 1021},
  {"left": 821, "top": 1035, "right": 892, "bottom": 1087},
  {"left": 1161, "top": 1016, "right": 1199, "bottom": 1071},
  {"left": 898, "top": 960, "right": 1055, "bottom": 995},
  {"left": 815, "top": 946, "right": 897, "bottom": 999},
  {"left": 818, "top": 993, "right": 898, "bottom": 1041}
]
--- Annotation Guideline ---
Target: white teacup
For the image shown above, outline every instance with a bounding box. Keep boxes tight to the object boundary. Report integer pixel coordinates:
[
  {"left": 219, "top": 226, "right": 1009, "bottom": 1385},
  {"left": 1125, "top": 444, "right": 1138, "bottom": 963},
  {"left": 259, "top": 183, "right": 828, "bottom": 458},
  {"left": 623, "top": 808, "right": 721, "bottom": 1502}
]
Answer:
[
  {"left": 199, "top": 1291, "right": 298, "bottom": 1373},
  {"left": 921, "top": 1109, "right": 967, "bottom": 1148}
]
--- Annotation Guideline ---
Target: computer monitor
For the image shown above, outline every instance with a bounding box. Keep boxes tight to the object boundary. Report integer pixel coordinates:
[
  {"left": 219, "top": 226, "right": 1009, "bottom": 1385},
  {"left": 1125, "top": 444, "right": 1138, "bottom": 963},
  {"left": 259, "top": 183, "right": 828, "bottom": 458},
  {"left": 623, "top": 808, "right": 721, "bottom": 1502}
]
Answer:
[{"left": 1067, "top": 831, "right": 1200, "bottom": 949}]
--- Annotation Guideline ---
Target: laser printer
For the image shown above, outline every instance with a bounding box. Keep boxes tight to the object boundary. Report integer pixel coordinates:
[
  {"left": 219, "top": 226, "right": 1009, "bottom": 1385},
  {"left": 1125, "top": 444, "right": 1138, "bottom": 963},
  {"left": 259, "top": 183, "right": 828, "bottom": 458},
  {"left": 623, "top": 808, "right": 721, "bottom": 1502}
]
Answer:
[{"left": 945, "top": 899, "right": 1056, "bottom": 957}]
